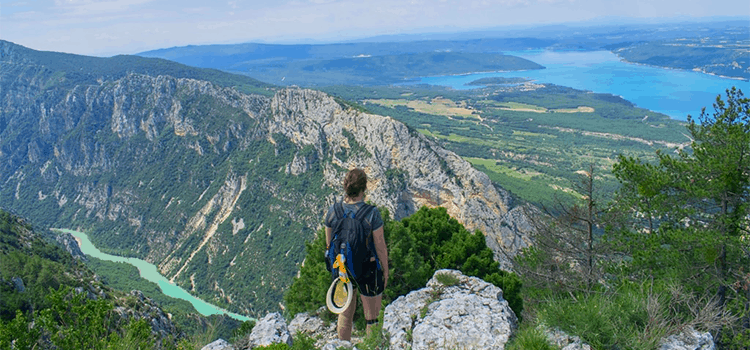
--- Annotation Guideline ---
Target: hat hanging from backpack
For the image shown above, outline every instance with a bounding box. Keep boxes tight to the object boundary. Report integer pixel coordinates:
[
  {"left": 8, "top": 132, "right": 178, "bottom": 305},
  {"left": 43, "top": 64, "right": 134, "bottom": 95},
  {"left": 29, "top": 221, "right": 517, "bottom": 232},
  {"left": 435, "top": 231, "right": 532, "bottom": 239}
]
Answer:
[{"left": 326, "top": 276, "right": 354, "bottom": 314}]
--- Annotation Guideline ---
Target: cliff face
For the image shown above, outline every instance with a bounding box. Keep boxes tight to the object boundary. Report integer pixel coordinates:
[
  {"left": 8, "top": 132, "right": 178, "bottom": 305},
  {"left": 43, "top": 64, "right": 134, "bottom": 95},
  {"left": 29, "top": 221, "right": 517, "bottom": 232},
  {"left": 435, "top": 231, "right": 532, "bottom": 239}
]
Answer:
[
  {"left": 266, "top": 88, "right": 532, "bottom": 268},
  {"left": 0, "top": 41, "right": 532, "bottom": 316}
]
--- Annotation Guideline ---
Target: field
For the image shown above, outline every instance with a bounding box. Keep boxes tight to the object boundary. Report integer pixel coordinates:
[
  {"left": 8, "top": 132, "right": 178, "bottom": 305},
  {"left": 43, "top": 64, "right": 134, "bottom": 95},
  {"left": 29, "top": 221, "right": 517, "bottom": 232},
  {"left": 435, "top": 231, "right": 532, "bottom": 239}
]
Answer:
[{"left": 326, "top": 84, "right": 689, "bottom": 207}]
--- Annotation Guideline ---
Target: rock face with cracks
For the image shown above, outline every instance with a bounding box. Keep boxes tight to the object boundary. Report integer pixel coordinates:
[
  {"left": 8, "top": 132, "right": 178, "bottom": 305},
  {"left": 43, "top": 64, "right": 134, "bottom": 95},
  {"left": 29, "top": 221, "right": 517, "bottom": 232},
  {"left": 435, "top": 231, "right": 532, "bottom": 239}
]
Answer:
[{"left": 383, "top": 269, "right": 518, "bottom": 350}]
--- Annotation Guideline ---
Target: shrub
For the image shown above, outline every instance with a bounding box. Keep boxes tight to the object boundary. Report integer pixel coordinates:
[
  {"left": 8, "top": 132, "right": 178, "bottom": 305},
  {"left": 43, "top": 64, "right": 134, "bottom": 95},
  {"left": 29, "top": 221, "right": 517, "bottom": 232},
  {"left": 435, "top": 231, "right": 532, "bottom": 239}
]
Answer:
[
  {"left": 284, "top": 206, "right": 523, "bottom": 323},
  {"left": 434, "top": 272, "right": 460, "bottom": 287},
  {"left": 505, "top": 325, "right": 558, "bottom": 350}
]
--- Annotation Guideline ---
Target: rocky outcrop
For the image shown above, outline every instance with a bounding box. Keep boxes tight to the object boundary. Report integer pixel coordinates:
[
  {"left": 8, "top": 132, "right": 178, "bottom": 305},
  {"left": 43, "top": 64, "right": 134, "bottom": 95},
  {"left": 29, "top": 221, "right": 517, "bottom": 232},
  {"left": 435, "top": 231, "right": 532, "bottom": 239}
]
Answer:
[
  {"left": 659, "top": 327, "right": 716, "bottom": 350},
  {"left": 201, "top": 339, "right": 234, "bottom": 350},
  {"left": 268, "top": 88, "right": 532, "bottom": 269},
  {"left": 55, "top": 231, "right": 86, "bottom": 260},
  {"left": 383, "top": 269, "right": 518, "bottom": 350},
  {"left": 114, "top": 290, "right": 180, "bottom": 339},
  {"left": 11, "top": 276, "right": 25, "bottom": 293},
  {"left": 544, "top": 327, "right": 592, "bottom": 350},
  {"left": 288, "top": 307, "right": 363, "bottom": 349},
  {"left": 237, "top": 312, "right": 292, "bottom": 349}
]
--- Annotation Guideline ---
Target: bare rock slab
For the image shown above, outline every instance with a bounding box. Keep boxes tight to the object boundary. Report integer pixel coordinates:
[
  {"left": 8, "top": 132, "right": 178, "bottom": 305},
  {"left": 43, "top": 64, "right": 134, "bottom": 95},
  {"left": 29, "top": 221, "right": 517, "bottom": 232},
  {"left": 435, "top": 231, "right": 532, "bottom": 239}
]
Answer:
[{"left": 383, "top": 269, "right": 518, "bottom": 350}]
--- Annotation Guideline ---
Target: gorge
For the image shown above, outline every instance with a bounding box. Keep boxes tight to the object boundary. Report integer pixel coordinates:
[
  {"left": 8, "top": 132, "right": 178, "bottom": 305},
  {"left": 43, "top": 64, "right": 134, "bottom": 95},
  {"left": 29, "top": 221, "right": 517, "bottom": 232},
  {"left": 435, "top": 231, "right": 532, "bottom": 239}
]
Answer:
[{"left": 0, "top": 40, "right": 533, "bottom": 317}]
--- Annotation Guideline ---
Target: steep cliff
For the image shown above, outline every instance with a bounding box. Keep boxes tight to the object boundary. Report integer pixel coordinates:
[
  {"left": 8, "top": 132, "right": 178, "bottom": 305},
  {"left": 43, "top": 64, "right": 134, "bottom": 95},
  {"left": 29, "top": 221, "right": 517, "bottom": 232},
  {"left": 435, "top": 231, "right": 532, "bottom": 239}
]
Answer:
[{"left": 0, "top": 41, "right": 532, "bottom": 316}]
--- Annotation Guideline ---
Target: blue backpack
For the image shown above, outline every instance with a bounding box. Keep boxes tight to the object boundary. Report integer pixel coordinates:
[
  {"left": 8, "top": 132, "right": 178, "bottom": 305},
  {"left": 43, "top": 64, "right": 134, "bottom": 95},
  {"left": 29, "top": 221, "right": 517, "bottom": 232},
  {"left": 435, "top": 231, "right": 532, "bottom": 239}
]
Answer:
[{"left": 326, "top": 202, "right": 376, "bottom": 284}]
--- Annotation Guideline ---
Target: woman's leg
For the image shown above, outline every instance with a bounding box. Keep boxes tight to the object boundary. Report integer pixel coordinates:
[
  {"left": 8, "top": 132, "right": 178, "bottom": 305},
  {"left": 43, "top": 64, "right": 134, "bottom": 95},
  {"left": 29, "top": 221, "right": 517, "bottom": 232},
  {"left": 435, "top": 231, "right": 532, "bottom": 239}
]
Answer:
[
  {"left": 337, "top": 290, "right": 358, "bottom": 341},
  {"left": 360, "top": 294, "right": 382, "bottom": 335}
]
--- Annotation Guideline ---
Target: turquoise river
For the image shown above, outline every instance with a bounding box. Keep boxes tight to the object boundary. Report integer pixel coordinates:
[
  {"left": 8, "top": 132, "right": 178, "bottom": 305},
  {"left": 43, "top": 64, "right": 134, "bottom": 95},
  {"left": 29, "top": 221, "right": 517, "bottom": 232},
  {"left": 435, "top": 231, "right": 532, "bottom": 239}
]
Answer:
[{"left": 57, "top": 229, "right": 253, "bottom": 322}]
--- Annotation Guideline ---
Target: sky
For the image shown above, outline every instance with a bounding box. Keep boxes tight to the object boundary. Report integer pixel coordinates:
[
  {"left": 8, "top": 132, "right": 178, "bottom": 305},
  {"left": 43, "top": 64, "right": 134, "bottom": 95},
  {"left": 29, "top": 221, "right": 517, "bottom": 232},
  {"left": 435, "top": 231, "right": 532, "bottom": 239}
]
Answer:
[{"left": 1, "top": 0, "right": 749, "bottom": 57}]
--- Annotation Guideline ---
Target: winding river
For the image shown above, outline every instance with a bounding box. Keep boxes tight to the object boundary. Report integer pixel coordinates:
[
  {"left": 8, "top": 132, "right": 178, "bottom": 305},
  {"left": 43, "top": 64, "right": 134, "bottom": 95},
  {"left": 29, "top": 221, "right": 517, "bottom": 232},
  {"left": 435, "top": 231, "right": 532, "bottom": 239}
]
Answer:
[{"left": 57, "top": 229, "right": 253, "bottom": 322}]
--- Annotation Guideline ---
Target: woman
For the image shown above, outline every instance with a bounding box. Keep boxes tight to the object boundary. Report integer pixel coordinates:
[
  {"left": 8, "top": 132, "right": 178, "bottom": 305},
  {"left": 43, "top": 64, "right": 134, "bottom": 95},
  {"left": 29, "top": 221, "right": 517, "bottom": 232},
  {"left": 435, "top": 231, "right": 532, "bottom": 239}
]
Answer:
[{"left": 324, "top": 168, "right": 389, "bottom": 340}]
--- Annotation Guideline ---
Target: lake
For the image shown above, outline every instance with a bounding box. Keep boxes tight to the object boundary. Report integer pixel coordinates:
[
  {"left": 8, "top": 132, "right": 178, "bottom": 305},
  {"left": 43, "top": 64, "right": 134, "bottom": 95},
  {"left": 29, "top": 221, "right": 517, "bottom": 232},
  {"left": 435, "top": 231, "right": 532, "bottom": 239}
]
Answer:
[
  {"left": 415, "top": 50, "right": 750, "bottom": 121},
  {"left": 57, "top": 229, "right": 253, "bottom": 322}
]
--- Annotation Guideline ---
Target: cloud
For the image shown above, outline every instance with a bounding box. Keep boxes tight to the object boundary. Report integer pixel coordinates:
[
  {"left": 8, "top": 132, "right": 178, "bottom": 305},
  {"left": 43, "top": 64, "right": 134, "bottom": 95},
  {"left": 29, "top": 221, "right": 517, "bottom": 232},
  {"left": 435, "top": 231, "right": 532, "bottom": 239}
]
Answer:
[
  {"left": 1, "top": 0, "right": 747, "bottom": 56},
  {"left": 52, "top": 0, "right": 155, "bottom": 17}
]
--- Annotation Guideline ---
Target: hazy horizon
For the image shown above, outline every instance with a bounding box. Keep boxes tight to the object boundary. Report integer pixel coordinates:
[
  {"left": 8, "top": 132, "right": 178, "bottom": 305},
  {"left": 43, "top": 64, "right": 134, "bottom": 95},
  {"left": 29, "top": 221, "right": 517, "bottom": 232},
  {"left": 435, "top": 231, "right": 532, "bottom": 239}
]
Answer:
[{"left": 1, "top": 0, "right": 748, "bottom": 57}]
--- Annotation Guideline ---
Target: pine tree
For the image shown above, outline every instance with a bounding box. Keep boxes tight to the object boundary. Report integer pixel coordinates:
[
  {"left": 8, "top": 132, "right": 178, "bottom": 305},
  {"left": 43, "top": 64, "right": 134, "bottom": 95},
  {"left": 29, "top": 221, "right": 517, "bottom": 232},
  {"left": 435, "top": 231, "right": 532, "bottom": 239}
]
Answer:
[{"left": 610, "top": 87, "right": 750, "bottom": 347}]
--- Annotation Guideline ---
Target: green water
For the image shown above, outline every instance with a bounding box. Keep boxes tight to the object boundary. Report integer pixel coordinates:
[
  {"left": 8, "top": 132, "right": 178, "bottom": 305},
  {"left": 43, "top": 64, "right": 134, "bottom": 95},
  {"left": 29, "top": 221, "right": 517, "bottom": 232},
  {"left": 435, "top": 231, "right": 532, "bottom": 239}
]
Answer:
[{"left": 57, "top": 229, "right": 253, "bottom": 322}]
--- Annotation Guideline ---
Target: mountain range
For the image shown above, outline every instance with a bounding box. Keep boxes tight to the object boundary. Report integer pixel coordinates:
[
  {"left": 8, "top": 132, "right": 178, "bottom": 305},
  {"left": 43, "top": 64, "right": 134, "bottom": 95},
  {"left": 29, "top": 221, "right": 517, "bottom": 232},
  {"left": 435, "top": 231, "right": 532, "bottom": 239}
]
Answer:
[{"left": 0, "top": 40, "right": 532, "bottom": 316}]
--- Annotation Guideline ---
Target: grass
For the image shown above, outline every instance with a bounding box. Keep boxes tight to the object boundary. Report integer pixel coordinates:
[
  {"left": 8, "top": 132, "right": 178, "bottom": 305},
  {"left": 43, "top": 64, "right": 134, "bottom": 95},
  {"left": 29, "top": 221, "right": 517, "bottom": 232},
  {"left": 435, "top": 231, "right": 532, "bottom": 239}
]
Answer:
[
  {"left": 497, "top": 102, "right": 548, "bottom": 113},
  {"left": 434, "top": 272, "right": 461, "bottom": 287},
  {"left": 505, "top": 326, "right": 559, "bottom": 350},
  {"left": 365, "top": 98, "right": 479, "bottom": 119},
  {"left": 513, "top": 130, "right": 556, "bottom": 138},
  {"left": 478, "top": 100, "right": 549, "bottom": 113},
  {"left": 531, "top": 281, "right": 730, "bottom": 350},
  {"left": 552, "top": 106, "right": 595, "bottom": 113},
  {"left": 464, "top": 158, "right": 544, "bottom": 182}
]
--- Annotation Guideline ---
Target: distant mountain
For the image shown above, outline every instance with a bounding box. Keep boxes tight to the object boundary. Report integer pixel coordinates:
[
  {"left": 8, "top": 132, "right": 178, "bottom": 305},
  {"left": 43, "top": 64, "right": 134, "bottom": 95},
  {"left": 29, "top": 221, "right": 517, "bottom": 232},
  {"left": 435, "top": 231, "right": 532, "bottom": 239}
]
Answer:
[
  {"left": 138, "top": 19, "right": 750, "bottom": 83},
  {"left": 139, "top": 39, "right": 549, "bottom": 86},
  {"left": 1, "top": 41, "right": 532, "bottom": 316}
]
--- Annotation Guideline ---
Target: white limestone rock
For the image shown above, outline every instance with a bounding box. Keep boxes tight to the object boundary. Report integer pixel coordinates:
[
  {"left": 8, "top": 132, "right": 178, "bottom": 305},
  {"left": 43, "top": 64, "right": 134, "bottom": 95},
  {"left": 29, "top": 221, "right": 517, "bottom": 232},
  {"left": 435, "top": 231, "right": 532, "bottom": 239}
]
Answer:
[
  {"left": 660, "top": 327, "right": 715, "bottom": 350},
  {"left": 383, "top": 269, "right": 518, "bottom": 350},
  {"left": 544, "top": 327, "right": 592, "bottom": 350},
  {"left": 321, "top": 339, "right": 357, "bottom": 350},
  {"left": 201, "top": 339, "right": 234, "bottom": 350},
  {"left": 245, "top": 312, "right": 293, "bottom": 348}
]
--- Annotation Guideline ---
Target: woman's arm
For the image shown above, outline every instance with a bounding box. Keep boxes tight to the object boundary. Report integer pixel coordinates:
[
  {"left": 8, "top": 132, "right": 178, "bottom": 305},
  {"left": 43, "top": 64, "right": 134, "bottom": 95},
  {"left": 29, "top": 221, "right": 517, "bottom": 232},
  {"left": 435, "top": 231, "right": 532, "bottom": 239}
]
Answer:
[
  {"left": 325, "top": 226, "right": 332, "bottom": 249},
  {"left": 372, "top": 226, "right": 389, "bottom": 287}
]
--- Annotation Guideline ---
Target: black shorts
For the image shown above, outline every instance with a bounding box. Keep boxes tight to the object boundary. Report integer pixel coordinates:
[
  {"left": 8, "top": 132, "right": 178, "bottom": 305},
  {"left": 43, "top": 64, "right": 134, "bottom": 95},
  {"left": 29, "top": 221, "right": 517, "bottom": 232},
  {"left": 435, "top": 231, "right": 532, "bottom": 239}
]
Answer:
[{"left": 353, "top": 259, "right": 385, "bottom": 297}]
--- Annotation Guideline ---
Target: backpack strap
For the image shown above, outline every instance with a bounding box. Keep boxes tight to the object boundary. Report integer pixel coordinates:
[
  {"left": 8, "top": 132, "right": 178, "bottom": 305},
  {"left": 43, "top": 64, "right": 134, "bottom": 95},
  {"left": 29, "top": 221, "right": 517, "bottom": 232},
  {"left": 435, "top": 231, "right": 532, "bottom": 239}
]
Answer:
[
  {"left": 354, "top": 204, "right": 376, "bottom": 252},
  {"left": 354, "top": 204, "right": 375, "bottom": 226},
  {"left": 333, "top": 201, "right": 346, "bottom": 220}
]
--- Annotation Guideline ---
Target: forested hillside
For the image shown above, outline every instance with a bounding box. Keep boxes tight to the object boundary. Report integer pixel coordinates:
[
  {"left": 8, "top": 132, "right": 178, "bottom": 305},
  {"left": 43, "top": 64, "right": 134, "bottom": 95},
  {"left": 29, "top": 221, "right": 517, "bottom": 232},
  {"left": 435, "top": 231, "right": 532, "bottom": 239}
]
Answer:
[
  {"left": 0, "top": 209, "right": 176, "bottom": 348},
  {"left": 0, "top": 40, "right": 531, "bottom": 317}
]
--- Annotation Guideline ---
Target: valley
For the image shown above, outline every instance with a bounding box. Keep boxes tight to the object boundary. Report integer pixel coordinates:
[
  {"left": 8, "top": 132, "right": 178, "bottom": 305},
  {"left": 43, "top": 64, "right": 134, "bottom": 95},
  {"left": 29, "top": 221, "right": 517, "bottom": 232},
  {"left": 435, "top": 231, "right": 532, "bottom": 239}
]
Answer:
[
  {"left": 2, "top": 15, "right": 749, "bottom": 349},
  {"left": 1, "top": 40, "right": 531, "bottom": 317},
  {"left": 324, "top": 83, "right": 690, "bottom": 208}
]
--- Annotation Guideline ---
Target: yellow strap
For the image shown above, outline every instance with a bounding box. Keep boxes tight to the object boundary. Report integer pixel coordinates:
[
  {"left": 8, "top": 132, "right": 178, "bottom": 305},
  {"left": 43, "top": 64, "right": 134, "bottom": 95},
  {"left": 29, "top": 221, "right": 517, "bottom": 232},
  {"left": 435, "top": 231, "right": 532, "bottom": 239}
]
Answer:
[{"left": 332, "top": 254, "right": 349, "bottom": 283}]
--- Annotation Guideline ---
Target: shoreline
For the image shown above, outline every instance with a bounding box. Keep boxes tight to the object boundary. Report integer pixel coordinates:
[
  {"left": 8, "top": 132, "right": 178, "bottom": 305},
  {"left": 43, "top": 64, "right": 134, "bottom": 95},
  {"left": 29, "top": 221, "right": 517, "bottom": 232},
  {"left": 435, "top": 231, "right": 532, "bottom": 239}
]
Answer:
[
  {"left": 611, "top": 51, "right": 749, "bottom": 82},
  {"left": 410, "top": 67, "right": 545, "bottom": 80}
]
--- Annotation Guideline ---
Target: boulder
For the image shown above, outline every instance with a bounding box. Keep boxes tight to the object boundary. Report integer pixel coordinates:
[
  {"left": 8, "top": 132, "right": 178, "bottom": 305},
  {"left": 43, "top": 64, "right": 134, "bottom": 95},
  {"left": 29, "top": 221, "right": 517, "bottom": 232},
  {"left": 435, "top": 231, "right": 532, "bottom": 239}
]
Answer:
[
  {"left": 383, "top": 269, "right": 518, "bottom": 350},
  {"left": 11, "top": 276, "right": 25, "bottom": 293},
  {"left": 202, "top": 339, "right": 234, "bottom": 350},
  {"left": 244, "top": 312, "right": 293, "bottom": 348},
  {"left": 544, "top": 327, "right": 592, "bottom": 350},
  {"left": 288, "top": 310, "right": 328, "bottom": 336},
  {"left": 55, "top": 231, "right": 86, "bottom": 260},
  {"left": 321, "top": 339, "right": 356, "bottom": 350},
  {"left": 660, "top": 327, "right": 715, "bottom": 350}
]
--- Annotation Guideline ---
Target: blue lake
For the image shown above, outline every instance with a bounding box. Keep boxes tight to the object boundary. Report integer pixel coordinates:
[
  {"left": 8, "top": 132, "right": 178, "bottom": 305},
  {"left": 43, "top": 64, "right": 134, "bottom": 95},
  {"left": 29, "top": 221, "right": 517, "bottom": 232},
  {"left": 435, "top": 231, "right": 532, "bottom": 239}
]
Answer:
[
  {"left": 57, "top": 229, "right": 253, "bottom": 322},
  {"left": 415, "top": 50, "right": 750, "bottom": 121}
]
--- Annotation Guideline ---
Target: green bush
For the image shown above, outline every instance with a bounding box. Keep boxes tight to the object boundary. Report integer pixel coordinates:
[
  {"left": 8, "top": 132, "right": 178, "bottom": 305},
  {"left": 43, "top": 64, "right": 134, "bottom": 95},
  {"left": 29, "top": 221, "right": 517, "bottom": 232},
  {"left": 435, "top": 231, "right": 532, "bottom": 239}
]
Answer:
[
  {"left": 0, "top": 285, "right": 160, "bottom": 349},
  {"left": 255, "top": 343, "right": 290, "bottom": 350},
  {"left": 290, "top": 332, "right": 319, "bottom": 350},
  {"left": 434, "top": 272, "right": 460, "bottom": 287},
  {"left": 284, "top": 206, "right": 523, "bottom": 322},
  {"left": 505, "top": 325, "right": 558, "bottom": 350}
]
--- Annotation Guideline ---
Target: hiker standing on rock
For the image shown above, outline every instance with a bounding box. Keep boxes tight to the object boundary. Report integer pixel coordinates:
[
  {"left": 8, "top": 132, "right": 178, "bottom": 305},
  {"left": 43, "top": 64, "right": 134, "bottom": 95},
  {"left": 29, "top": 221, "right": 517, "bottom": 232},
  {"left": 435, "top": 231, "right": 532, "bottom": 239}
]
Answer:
[{"left": 324, "top": 168, "right": 389, "bottom": 341}]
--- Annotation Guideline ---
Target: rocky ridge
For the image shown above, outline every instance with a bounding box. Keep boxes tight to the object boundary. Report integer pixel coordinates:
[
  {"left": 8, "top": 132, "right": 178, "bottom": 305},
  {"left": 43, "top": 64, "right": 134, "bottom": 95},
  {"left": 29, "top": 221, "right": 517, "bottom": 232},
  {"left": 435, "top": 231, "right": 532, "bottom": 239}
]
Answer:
[
  {"left": 266, "top": 88, "right": 533, "bottom": 269},
  {"left": 1, "top": 41, "right": 532, "bottom": 315},
  {"left": 203, "top": 270, "right": 716, "bottom": 350}
]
